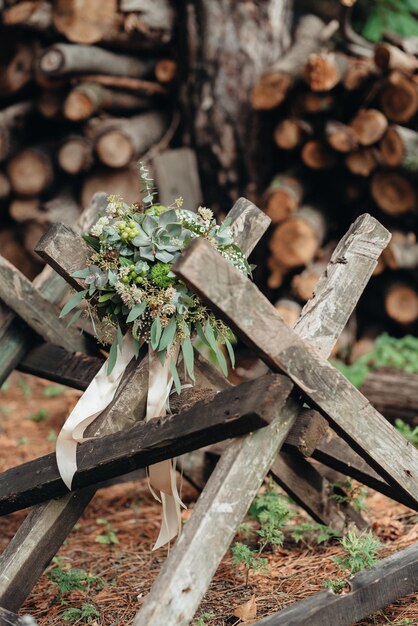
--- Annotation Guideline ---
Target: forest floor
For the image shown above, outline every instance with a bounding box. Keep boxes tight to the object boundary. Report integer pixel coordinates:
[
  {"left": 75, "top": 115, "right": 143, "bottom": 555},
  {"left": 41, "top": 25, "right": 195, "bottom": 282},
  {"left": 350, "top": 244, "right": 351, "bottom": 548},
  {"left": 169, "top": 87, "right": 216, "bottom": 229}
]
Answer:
[{"left": 0, "top": 372, "right": 417, "bottom": 626}]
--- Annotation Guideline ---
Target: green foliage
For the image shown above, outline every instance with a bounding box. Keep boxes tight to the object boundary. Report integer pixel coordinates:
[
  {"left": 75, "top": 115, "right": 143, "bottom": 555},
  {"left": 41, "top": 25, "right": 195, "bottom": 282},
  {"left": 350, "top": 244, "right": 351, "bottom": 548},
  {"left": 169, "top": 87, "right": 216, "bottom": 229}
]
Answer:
[
  {"left": 323, "top": 578, "right": 347, "bottom": 593},
  {"left": 150, "top": 262, "right": 175, "bottom": 288},
  {"left": 231, "top": 542, "right": 268, "bottom": 585},
  {"left": 395, "top": 419, "right": 418, "bottom": 446},
  {"left": 17, "top": 376, "right": 32, "bottom": 398},
  {"left": 95, "top": 518, "right": 119, "bottom": 545},
  {"left": 43, "top": 384, "right": 66, "bottom": 397},
  {"left": 27, "top": 408, "right": 48, "bottom": 423},
  {"left": 330, "top": 479, "right": 368, "bottom": 512},
  {"left": 47, "top": 429, "right": 57, "bottom": 442},
  {"left": 62, "top": 603, "right": 100, "bottom": 623},
  {"left": 0, "top": 380, "right": 10, "bottom": 393},
  {"left": 249, "top": 485, "right": 293, "bottom": 551},
  {"left": 290, "top": 522, "right": 339, "bottom": 545},
  {"left": 193, "top": 612, "right": 215, "bottom": 626},
  {"left": 333, "top": 529, "right": 382, "bottom": 575},
  {"left": 358, "top": 0, "right": 418, "bottom": 42},
  {"left": 335, "top": 333, "right": 418, "bottom": 389},
  {"left": 48, "top": 567, "right": 105, "bottom": 598}
]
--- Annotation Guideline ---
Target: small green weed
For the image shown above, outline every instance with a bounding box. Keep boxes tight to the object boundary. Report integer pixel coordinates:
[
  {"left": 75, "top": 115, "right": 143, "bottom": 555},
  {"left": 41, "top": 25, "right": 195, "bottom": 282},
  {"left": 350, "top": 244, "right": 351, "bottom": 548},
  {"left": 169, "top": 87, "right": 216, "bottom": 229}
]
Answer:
[
  {"left": 17, "top": 377, "right": 32, "bottom": 398},
  {"left": 43, "top": 384, "right": 66, "bottom": 397},
  {"left": 194, "top": 611, "right": 215, "bottom": 626},
  {"left": 231, "top": 542, "right": 268, "bottom": 586},
  {"left": 323, "top": 579, "right": 347, "bottom": 594},
  {"left": 48, "top": 566, "right": 105, "bottom": 600},
  {"left": 16, "top": 436, "right": 28, "bottom": 445},
  {"left": 62, "top": 603, "right": 100, "bottom": 623},
  {"left": 331, "top": 479, "right": 368, "bottom": 512},
  {"left": 395, "top": 419, "right": 418, "bottom": 446},
  {"left": 27, "top": 408, "right": 48, "bottom": 423},
  {"left": 324, "top": 529, "right": 382, "bottom": 592},
  {"left": 290, "top": 522, "right": 339, "bottom": 545},
  {"left": 47, "top": 429, "right": 57, "bottom": 442},
  {"left": 249, "top": 482, "right": 293, "bottom": 551},
  {"left": 95, "top": 518, "right": 119, "bottom": 545}
]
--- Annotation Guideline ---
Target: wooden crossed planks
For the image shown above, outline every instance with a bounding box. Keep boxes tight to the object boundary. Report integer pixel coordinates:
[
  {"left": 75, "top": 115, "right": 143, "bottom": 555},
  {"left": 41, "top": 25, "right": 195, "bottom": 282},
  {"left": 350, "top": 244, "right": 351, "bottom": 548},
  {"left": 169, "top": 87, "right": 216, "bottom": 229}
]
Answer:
[
  {"left": 0, "top": 198, "right": 275, "bottom": 611},
  {"left": 132, "top": 213, "right": 393, "bottom": 626}
]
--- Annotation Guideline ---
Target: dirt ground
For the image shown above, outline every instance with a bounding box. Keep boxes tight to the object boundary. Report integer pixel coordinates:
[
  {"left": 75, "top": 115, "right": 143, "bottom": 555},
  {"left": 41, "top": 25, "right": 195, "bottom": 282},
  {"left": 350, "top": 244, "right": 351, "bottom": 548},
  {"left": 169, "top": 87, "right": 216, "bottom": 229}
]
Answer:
[{"left": 0, "top": 372, "right": 417, "bottom": 626}]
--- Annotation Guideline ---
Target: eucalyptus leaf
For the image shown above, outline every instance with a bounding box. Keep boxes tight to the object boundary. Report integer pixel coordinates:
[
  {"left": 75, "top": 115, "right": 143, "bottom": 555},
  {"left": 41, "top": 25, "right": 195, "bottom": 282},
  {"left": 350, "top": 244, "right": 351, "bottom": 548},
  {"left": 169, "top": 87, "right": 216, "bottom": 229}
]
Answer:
[
  {"left": 71, "top": 268, "right": 90, "bottom": 279},
  {"left": 117, "top": 325, "right": 123, "bottom": 351},
  {"left": 126, "top": 302, "right": 146, "bottom": 323},
  {"left": 107, "top": 341, "right": 118, "bottom": 376},
  {"left": 98, "top": 292, "right": 115, "bottom": 302},
  {"left": 182, "top": 338, "right": 195, "bottom": 382},
  {"left": 170, "top": 360, "right": 182, "bottom": 395},
  {"left": 158, "top": 316, "right": 177, "bottom": 352},
  {"left": 82, "top": 234, "right": 100, "bottom": 251},
  {"left": 224, "top": 337, "right": 236, "bottom": 369},
  {"left": 60, "top": 290, "right": 87, "bottom": 318},
  {"left": 65, "top": 309, "right": 82, "bottom": 329},
  {"left": 150, "top": 317, "right": 162, "bottom": 350}
]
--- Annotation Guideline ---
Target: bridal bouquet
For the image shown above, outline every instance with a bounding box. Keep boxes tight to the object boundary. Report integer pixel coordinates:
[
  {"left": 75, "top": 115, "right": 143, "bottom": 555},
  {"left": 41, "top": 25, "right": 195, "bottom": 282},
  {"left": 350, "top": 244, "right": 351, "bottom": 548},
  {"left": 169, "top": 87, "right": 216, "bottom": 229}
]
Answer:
[{"left": 58, "top": 163, "right": 252, "bottom": 548}]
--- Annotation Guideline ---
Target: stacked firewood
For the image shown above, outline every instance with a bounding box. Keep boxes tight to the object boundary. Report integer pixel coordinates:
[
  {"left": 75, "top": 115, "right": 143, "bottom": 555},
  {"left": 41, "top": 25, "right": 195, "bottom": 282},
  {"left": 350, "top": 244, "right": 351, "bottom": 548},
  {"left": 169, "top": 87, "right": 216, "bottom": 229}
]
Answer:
[
  {"left": 251, "top": 15, "right": 418, "bottom": 340},
  {"left": 0, "top": 0, "right": 176, "bottom": 277}
]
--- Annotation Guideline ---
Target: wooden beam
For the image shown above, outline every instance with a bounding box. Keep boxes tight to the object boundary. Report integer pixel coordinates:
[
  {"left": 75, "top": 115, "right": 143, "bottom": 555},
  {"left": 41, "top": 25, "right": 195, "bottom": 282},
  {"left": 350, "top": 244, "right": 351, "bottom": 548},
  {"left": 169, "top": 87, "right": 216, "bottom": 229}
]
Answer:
[
  {"left": 253, "top": 542, "right": 418, "bottom": 626},
  {"left": 0, "top": 254, "right": 93, "bottom": 354},
  {"left": 0, "top": 192, "right": 106, "bottom": 386},
  {"left": 0, "top": 607, "right": 37, "bottom": 625},
  {"left": 0, "top": 374, "right": 292, "bottom": 514},
  {"left": 133, "top": 213, "right": 389, "bottom": 626},
  {"left": 0, "top": 198, "right": 270, "bottom": 612},
  {"left": 174, "top": 221, "right": 418, "bottom": 508},
  {"left": 152, "top": 149, "right": 203, "bottom": 211}
]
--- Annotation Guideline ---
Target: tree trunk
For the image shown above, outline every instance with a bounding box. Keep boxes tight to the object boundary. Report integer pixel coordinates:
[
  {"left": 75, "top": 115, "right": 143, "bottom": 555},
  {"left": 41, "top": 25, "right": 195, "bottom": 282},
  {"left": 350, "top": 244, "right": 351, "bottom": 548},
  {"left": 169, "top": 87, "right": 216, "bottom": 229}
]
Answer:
[
  {"left": 181, "top": 0, "right": 293, "bottom": 212},
  {"left": 63, "top": 82, "right": 151, "bottom": 121}
]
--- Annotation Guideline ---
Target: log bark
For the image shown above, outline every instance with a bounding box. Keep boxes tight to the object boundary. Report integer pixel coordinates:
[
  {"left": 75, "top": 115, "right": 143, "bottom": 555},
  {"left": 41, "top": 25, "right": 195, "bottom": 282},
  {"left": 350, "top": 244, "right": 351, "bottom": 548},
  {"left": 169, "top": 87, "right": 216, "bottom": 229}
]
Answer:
[
  {"left": 371, "top": 171, "right": 417, "bottom": 215},
  {"left": 58, "top": 135, "right": 94, "bottom": 175},
  {"left": 0, "top": 101, "right": 33, "bottom": 162},
  {"left": 52, "top": 0, "right": 118, "bottom": 45},
  {"left": 63, "top": 82, "right": 151, "bottom": 121},
  {"left": 252, "top": 15, "right": 326, "bottom": 110},
  {"left": 345, "top": 148, "right": 378, "bottom": 177},
  {"left": 6, "top": 146, "right": 54, "bottom": 196},
  {"left": 374, "top": 43, "right": 418, "bottom": 73},
  {"left": 325, "top": 121, "right": 358, "bottom": 153},
  {"left": 380, "top": 71, "right": 418, "bottom": 122},
  {"left": 383, "top": 232, "right": 418, "bottom": 270},
  {"left": 361, "top": 368, "right": 418, "bottom": 425},
  {"left": 92, "top": 111, "right": 167, "bottom": 168},
  {"left": 292, "top": 91, "right": 335, "bottom": 115},
  {"left": 384, "top": 282, "right": 418, "bottom": 325},
  {"left": 342, "top": 57, "right": 377, "bottom": 91},
  {"left": 38, "top": 43, "right": 155, "bottom": 78},
  {"left": 380, "top": 125, "right": 418, "bottom": 170},
  {"left": 301, "top": 140, "right": 337, "bottom": 169},
  {"left": 304, "top": 52, "right": 349, "bottom": 92},
  {"left": 273, "top": 118, "right": 313, "bottom": 150},
  {"left": 350, "top": 109, "right": 388, "bottom": 146},
  {"left": 263, "top": 171, "right": 305, "bottom": 223},
  {"left": 119, "top": 0, "right": 175, "bottom": 45},
  {"left": 183, "top": 0, "right": 292, "bottom": 211},
  {"left": 72, "top": 73, "right": 167, "bottom": 96}
]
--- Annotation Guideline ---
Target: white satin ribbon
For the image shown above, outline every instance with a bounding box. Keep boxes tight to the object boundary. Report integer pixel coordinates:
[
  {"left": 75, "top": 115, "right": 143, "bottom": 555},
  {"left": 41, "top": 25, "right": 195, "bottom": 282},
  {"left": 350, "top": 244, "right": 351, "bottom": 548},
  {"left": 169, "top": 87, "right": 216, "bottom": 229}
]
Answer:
[
  {"left": 56, "top": 333, "right": 136, "bottom": 490},
  {"left": 146, "top": 346, "right": 185, "bottom": 550}
]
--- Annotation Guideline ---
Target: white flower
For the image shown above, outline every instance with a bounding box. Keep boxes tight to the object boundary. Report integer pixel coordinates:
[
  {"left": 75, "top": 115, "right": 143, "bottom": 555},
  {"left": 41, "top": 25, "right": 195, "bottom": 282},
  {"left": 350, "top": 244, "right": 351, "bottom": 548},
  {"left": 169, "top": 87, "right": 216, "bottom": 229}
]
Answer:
[
  {"left": 197, "top": 206, "right": 213, "bottom": 222},
  {"left": 90, "top": 216, "right": 109, "bottom": 237}
]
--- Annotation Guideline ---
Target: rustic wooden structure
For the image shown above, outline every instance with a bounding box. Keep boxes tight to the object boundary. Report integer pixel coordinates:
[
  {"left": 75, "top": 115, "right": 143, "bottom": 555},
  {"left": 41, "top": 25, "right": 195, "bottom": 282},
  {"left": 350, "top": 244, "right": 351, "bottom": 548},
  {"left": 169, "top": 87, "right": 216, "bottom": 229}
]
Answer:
[{"left": 0, "top": 194, "right": 417, "bottom": 626}]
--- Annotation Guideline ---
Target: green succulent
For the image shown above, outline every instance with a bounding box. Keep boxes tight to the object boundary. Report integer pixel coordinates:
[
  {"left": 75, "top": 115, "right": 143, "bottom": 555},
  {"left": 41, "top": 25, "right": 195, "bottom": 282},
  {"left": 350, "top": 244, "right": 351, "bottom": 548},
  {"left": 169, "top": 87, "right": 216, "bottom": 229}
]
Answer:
[{"left": 150, "top": 262, "right": 175, "bottom": 288}]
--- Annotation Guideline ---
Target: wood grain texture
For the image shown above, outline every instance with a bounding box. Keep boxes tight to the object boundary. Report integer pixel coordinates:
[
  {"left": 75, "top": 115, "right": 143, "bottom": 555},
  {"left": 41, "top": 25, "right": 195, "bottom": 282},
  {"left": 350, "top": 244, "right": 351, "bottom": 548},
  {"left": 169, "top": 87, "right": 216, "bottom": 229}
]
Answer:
[
  {"left": 0, "top": 198, "right": 269, "bottom": 611},
  {"left": 253, "top": 542, "right": 418, "bottom": 626},
  {"left": 0, "top": 374, "right": 292, "bottom": 514},
  {"left": 152, "top": 149, "right": 203, "bottom": 211},
  {"left": 133, "top": 213, "right": 388, "bottom": 626},
  {"left": 174, "top": 220, "right": 418, "bottom": 510},
  {"left": 0, "top": 254, "right": 91, "bottom": 354}
]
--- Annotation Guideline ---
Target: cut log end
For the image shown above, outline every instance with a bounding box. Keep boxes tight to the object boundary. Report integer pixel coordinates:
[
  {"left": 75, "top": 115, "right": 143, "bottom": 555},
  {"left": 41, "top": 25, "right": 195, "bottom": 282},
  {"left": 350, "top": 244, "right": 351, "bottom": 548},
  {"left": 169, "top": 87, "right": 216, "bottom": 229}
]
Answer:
[
  {"left": 371, "top": 171, "right": 416, "bottom": 215},
  {"left": 381, "top": 73, "right": 418, "bottom": 123},
  {"left": 39, "top": 48, "right": 65, "bottom": 75},
  {"left": 64, "top": 90, "right": 95, "bottom": 121},
  {"left": 252, "top": 72, "right": 292, "bottom": 110},
  {"left": 385, "top": 285, "right": 418, "bottom": 325},
  {"left": 155, "top": 59, "right": 177, "bottom": 84},
  {"left": 301, "top": 140, "right": 336, "bottom": 170},
  {"left": 345, "top": 148, "right": 378, "bottom": 177},
  {"left": 304, "top": 52, "right": 342, "bottom": 92},
  {"left": 274, "top": 119, "right": 312, "bottom": 150},
  {"left": 350, "top": 109, "right": 388, "bottom": 146},
  {"left": 269, "top": 217, "right": 321, "bottom": 269},
  {"left": 7, "top": 148, "right": 53, "bottom": 196},
  {"left": 95, "top": 130, "right": 134, "bottom": 168},
  {"left": 58, "top": 137, "right": 93, "bottom": 175},
  {"left": 326, "top": 121, "right": 358, "bottom": 153}
]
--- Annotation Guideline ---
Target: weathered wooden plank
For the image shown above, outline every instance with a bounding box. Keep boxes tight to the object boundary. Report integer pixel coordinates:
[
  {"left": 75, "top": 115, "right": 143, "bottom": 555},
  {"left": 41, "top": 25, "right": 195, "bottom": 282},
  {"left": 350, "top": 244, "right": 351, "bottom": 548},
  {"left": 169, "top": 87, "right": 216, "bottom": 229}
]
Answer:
[
  {"left": 152, "top": 148, "right": 203, "bottom": 211},
  {"left": 270, "top": 453, "right": 367, "bottom": 531},
  {"left": 174, "top": 222, "right": 418, "bottom": 507},
  {"left": 17, "top": 343, "right": 104, "bottom": 390},
  {"left": 0, "top": 198, "right": 270, "bottom": 612},
  {"left": 0, "top": 254, "right": 92, "bottom": 354},
  {"left": 0, "top": 374, "right": 292, "bottom": 514},
  {"left": 253, "top": 542, "right": 418, "bottom": 626},
  {"left": 133, "top": 213, "right": 389, "bottom": 626},
  {"left": 0, "top": 192, "right": 106, "bottom": 386}
]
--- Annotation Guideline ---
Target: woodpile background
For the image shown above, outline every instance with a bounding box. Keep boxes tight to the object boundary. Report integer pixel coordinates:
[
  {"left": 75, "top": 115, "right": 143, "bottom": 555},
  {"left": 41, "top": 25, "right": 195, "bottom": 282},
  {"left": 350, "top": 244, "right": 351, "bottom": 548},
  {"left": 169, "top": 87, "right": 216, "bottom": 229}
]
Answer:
[
  {"left": 0, "top": 0, "right": 176, "bottom": 278},
  {"left": 251, "top": 14, "right": 418, "bottom": 347}
]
